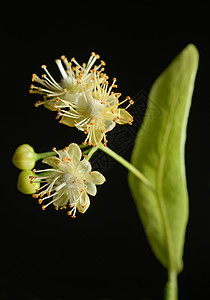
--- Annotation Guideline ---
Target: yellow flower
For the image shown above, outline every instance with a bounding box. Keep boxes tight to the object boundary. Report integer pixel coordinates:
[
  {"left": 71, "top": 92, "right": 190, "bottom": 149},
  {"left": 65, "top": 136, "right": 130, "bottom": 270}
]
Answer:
[
  {"left": 29, "top": 52, "right": 106, "bottom": 111},
  {"left": 56, "top": 76, "right": 134, "bottom": 146},
  {"left": 30, "top": 143, "right": 105, "bottom": 218}
]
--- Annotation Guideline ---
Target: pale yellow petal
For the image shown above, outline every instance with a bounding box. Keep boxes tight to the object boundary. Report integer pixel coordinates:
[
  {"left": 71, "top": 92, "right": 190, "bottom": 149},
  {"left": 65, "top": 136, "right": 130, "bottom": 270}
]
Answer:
[
  {"left": 42, "top": 156, "right": 60, "bottom": 168},
  {"left": 43, "top": 97, "right": 58, "bottom": 111},
  {"left": 87, "top": 171, "right": 106, "bottom": 185},
  {"left": 60, "top": 115, "right": 75, "bottom": 127},
  {"left": 76, "top": 159, "right": 92, "bottom": 176},
  {"left": 89, "top": 120, "right": 105, "bottom": 146},
  {"left": 86, "top": 181, "right": 97, "bottom": 196},
  {"left": 67, "top": 143, "right": 82, "bottom": 161},
  {"left": 115, "top": 108, "right": 133, "bottom": 125},
  {"left": 53, "top": 192, "right": 69, "bottom": 207},
  {"left": 77, "top": 193, "right": 90, "bottom": 214},
  {"left": 103, "top": 119, "right": 116, "bottom": 133}
]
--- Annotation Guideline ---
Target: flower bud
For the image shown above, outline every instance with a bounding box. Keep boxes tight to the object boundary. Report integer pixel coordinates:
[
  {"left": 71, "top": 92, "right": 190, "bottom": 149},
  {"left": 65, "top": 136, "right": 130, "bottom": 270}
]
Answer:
[
  {"left": 12, "top": 144, "right": 35, "bottom": 170},
  {"left": 17, "top": 170, "right": 40, "bottom": 194}
]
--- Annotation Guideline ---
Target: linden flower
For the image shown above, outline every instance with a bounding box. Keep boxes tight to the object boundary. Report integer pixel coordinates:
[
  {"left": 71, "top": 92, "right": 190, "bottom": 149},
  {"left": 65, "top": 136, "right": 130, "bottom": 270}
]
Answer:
[
  {"left": 56, "top": 75, "right": 134, "bottom": 146},
  {"left": 29, "top": 52, "right": 106, "bottom": 111},
  {"left": 30, "top": 143, "right": 105, "bottom": 218}
]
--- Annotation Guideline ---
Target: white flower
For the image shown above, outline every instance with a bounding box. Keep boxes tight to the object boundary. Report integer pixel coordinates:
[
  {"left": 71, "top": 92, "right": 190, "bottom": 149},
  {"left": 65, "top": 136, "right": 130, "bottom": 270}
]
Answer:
[
  {"left": 29, "top": 52, "right": 106, "bottom": 111},
  {"left": 56, "top": 75, "right": 134, "bottom": 146},
  {"left": 30, "top": 143, "right": 105, "bottom": 218}
]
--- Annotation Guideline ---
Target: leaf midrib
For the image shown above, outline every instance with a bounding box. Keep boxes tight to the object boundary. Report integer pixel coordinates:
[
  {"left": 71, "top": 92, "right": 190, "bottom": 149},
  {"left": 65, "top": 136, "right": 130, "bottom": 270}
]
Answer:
[{"left": 156, "top": 75, "right": 180, "bottom": 272}]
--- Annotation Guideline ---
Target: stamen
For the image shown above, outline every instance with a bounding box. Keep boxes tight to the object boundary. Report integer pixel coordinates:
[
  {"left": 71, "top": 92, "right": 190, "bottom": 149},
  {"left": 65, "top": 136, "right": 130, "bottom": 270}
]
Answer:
[{"left": 55, "top": 59, "right": 68, "bottom": 79}]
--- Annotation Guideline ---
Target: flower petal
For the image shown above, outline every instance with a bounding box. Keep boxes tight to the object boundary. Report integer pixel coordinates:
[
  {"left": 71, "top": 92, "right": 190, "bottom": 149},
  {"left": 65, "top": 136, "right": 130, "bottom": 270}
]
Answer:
[
  {"left": 42, "top": 156, "right": 60, "bottom": 168},
  {"left": 77, "top": 193, "right": 90, "bottom": 214},
  {"left": 85, "top": 181, "right": 97, "bottom": 196},
  {"left": 53, "top": 192, "right": 69, "bottom": 207},
  {"left": 115, "top": 108, "right": 133, "bottom": 124},
  {"left": 60, "top": 115, "right": 75, "bottom": 127},
  {"left": 103, "top": 119, "right": 116, "bottom": 133},
  {"left": 43, "top": 97, "right": 58, "bottom": 111},
  {"left": 87, "top": 171, "right": 106, "bottom": 185},
  {"left": 89, "top": 120, "right": 105, "bottom": 146},
  {"left": 67, "top": 143, "right": 82, "bottom": 161},
  {"left": 77, "top": 159, "right": 92, "bottom": 175}
]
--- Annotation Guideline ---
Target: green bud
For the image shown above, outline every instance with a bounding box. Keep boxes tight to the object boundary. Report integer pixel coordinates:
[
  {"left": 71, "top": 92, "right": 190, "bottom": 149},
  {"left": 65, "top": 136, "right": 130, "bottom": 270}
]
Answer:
[
  {"left": 12, "top": 144, "right": 36, "bottom": 170},
  {"left": 17, "top": 170, "right": 40, "bottom": 194}
]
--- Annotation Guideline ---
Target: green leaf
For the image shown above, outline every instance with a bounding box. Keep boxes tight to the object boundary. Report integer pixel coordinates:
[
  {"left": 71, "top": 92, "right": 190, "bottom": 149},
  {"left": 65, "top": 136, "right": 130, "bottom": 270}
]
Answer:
[{"left": 128, "top": 44, "right": 199, "bottom": 273}]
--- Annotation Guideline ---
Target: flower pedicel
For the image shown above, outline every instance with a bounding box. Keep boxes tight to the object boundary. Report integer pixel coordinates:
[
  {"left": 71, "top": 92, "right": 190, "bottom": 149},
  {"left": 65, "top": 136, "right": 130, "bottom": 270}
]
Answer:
[{"left": 30, "top": 143, "right": 105, "bottom": 218}]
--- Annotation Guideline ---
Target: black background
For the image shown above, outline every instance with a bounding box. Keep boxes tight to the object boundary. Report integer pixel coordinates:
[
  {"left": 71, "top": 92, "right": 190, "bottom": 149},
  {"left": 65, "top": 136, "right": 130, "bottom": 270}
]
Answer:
[{"left": 1, "top": 4, "right": 210, "bottom": 300}]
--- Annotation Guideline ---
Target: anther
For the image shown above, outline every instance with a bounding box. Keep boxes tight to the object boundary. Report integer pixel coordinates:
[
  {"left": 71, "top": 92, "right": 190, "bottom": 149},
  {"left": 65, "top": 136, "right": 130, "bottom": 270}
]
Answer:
[
  {"left": 31, "top": 73, "right": 36, "bottom": 81},
  {"left": 34, "top": 101, "right": 40, "bottom": 108},
  {"left": 100, "top": 60, "right": 106, "bottom": 66}
]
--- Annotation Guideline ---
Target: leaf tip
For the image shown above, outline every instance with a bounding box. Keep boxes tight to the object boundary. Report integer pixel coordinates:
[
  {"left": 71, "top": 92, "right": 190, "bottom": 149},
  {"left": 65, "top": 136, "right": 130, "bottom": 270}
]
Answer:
[{"left": 185, "top": 43, "right": 199, "bottom": 61}]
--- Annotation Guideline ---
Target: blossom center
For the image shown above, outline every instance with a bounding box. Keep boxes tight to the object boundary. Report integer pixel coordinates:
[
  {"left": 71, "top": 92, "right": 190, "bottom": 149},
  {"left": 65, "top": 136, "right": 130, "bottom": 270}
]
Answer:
[
  {"left": 58, "top": 173, "right": 83, "bottom": 190},
  {"left": 87, "top": 98, "right": 105, "bottom": 119}
]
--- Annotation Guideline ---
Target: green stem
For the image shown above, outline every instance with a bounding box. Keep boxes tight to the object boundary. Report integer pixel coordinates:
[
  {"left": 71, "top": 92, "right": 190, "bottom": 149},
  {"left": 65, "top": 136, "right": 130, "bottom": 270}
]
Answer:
[
  {"left": 34, "top": 144, "right": 89, "bottom": 162},
  {"left": 34, "top": 151, "right": 56, "bottom": 161},
  {"left": 86, "top": 145, "right": 99, "bottom": 161},
  {"left": 98, "top": 143, "right": 154, "bottom": 190},
  {"left": 165, "top": 270, "right": 178, "bottom": 300}
]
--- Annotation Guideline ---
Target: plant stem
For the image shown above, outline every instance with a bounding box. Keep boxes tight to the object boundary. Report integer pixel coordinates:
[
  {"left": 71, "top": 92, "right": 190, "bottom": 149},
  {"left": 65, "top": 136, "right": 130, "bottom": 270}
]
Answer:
[
  {"left": 85, "top": 145, "right": 99, "bottom": 161},
  {"left": 34, "top": 144, "right": 89, "bottom": 162},
  {"left": 165, "top": 270, "right": 178, "bottom": 300},
  {"left": 34, "top": 151, "right": 56, "bottom": 161},
  {"left": 98, "top": 143, "right": 154, "bottom": 190}
]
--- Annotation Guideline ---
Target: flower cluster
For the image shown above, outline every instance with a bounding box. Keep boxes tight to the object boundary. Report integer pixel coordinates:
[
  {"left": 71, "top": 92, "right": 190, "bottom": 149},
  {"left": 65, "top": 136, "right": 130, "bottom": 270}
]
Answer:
[
  {"left": 30, "top": 52, "right": 134, "bottom": 146},
  {"left": 30, "top": 143, "right": 105, "bottom": 218},
  {"left": 13, "top": 51, "right": 135, "bottom": 218}
]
